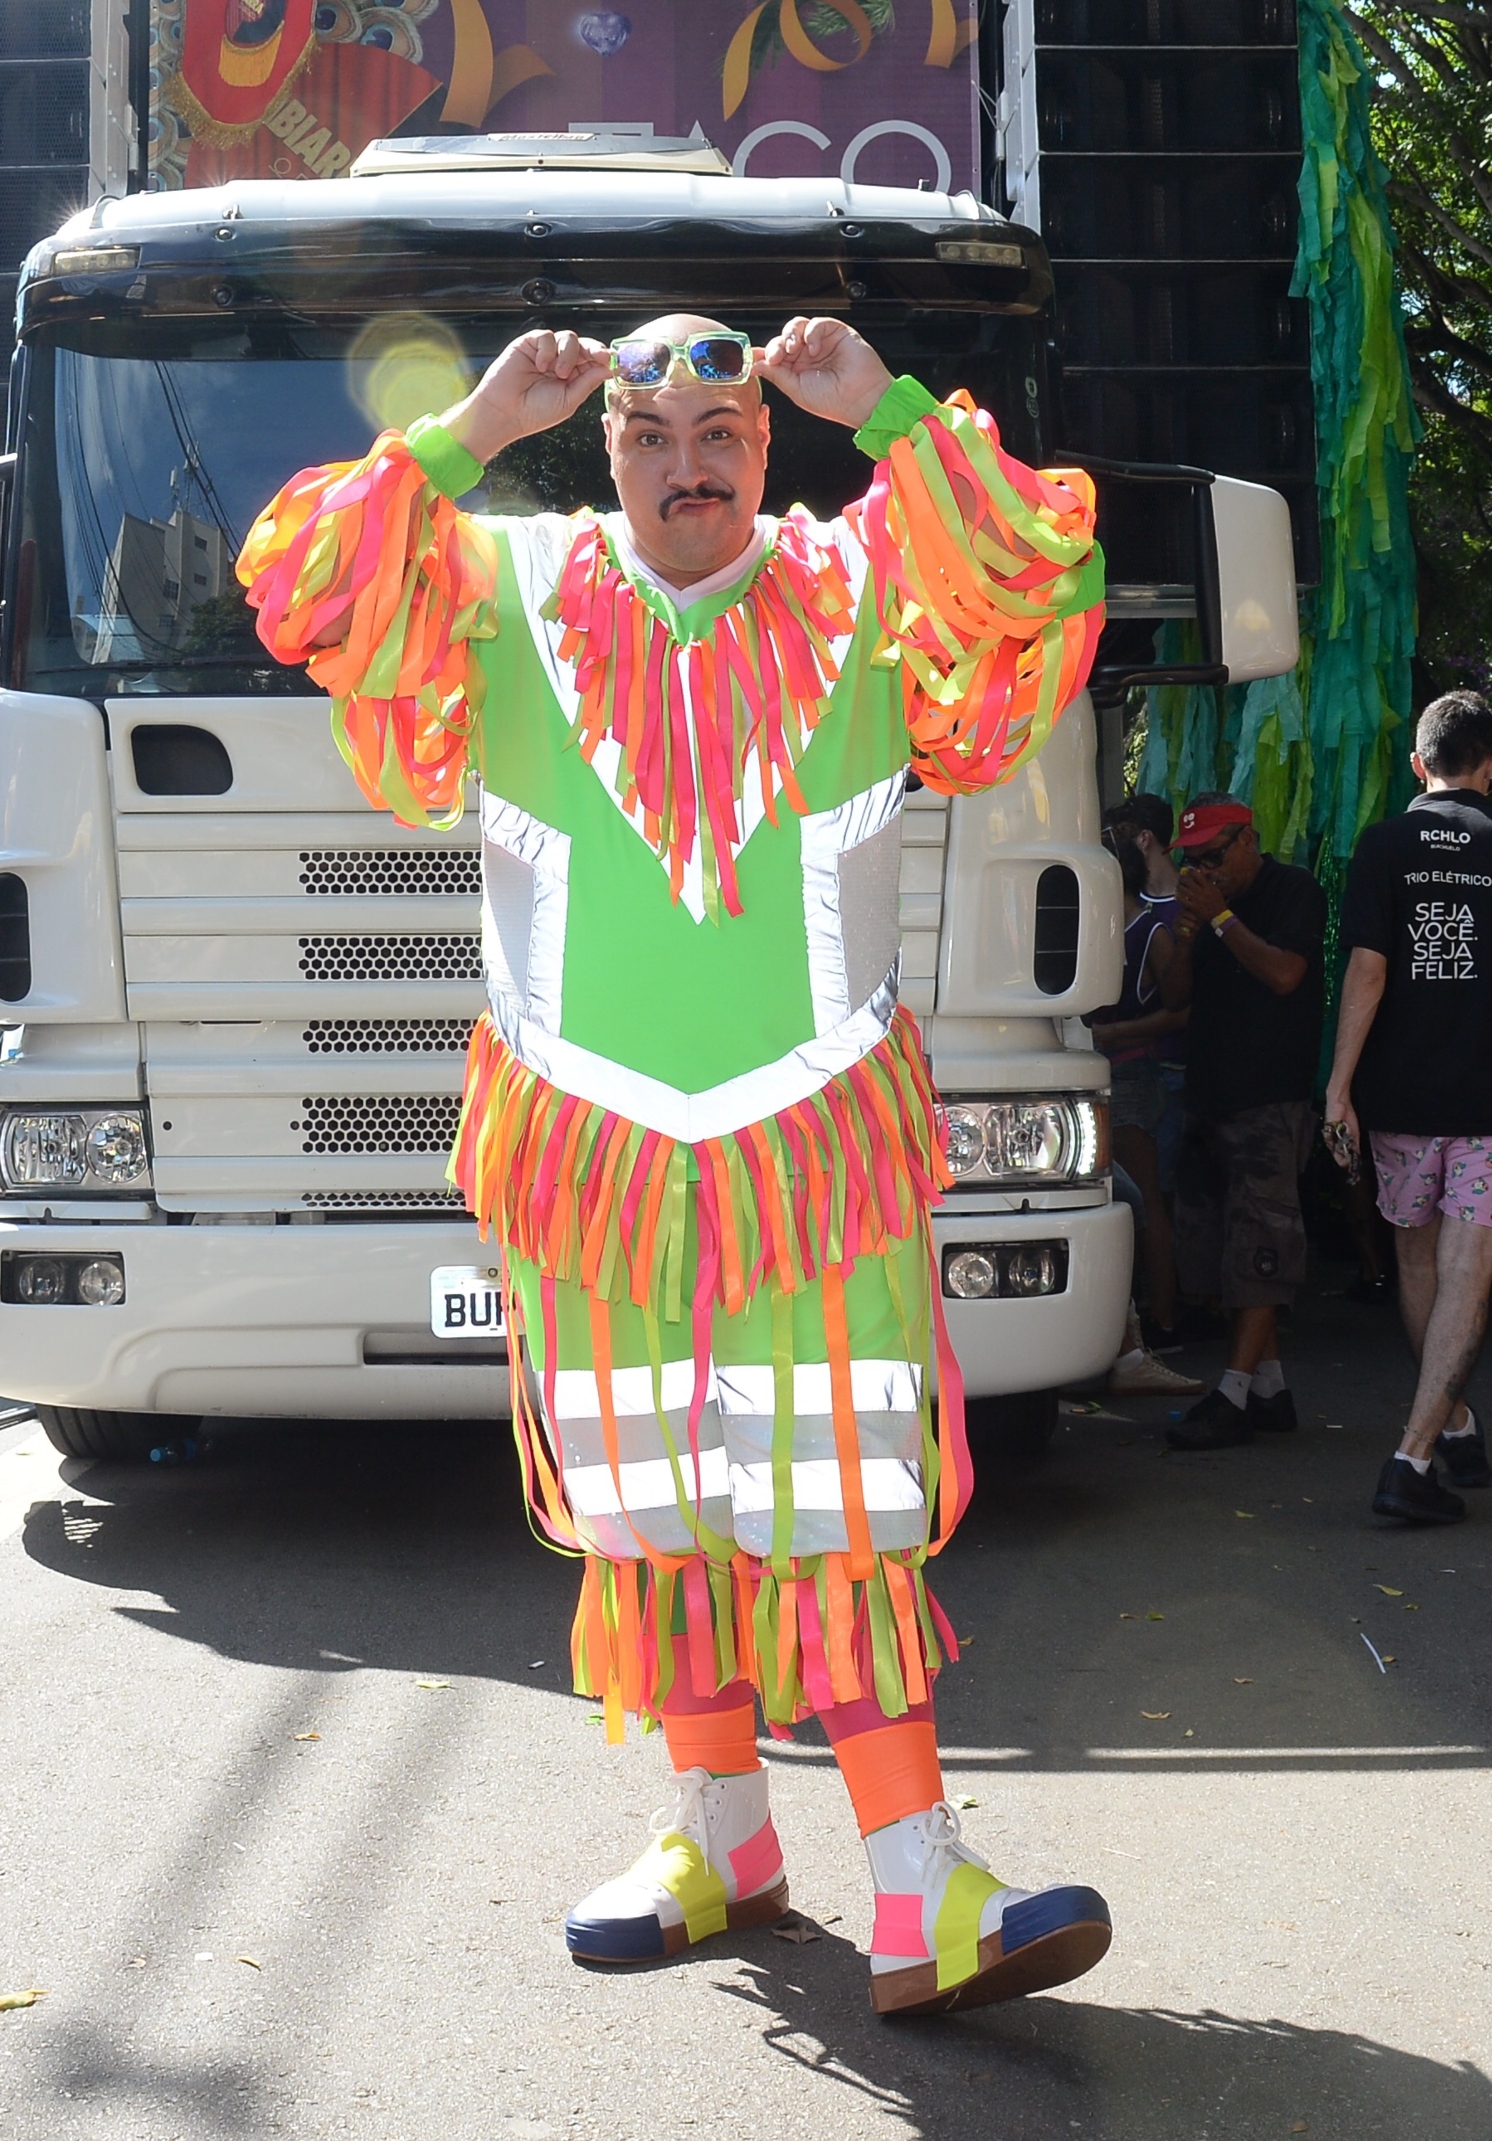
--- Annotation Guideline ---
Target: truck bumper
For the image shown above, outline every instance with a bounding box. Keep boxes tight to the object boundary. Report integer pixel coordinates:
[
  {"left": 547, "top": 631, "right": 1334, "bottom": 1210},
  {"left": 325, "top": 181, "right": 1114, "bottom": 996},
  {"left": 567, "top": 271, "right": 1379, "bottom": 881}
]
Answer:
[
  {"left": 0, "top": 1220, "right": 510, "bottom": 1420},
  {"left": 2, "top": 1199, "right": 1130, "bottom": 1420},
  {"left": 932, "top": 1199, "right": 1132, "bottom": 1399}
]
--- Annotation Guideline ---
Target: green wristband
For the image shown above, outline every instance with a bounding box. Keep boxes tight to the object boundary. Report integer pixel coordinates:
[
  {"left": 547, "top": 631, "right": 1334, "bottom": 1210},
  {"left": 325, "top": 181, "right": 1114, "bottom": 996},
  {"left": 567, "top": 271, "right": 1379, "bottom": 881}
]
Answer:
[
  {"left": 852, "top": 374, "right": 942, "bottom": 460},
  {"left": 407, "top": 413, "right": 486, "bottom": 500}
]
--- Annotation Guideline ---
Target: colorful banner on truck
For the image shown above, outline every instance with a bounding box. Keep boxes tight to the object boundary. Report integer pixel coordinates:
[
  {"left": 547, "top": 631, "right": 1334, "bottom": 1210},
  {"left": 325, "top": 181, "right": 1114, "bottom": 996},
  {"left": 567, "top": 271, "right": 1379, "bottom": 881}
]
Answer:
[{"left": 151, "top": 1, "right": 981, "bottom": 194}]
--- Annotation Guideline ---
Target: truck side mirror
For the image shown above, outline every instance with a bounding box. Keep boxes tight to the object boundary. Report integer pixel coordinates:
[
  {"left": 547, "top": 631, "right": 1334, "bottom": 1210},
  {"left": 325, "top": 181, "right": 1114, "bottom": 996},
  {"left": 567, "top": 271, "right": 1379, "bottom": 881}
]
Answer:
[
  {"left": 1056, "top": 453, "right": 1300, "bottom": 701},
  {"left": 1209, "top": 474, "right": 1299, "bottom": 683}
]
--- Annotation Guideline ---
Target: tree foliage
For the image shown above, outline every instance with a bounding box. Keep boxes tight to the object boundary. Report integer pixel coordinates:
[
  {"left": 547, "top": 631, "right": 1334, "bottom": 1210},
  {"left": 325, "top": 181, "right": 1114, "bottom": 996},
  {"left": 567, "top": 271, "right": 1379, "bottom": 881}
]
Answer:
[{"left": 1346, "top": 4, "right": 1492, "bottom": 687}]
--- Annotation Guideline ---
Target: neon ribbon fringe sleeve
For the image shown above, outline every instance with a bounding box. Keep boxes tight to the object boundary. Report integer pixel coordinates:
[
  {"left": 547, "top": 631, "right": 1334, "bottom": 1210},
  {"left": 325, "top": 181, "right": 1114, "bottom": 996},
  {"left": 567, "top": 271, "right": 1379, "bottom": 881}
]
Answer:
[
  {"left": 848, "top": 383, "right": 1106, "bottom": 796},
  {"left": 542, "top": 514, "right": 857, "bottom": 923},
  {"left": 235, "top": 426, "right": 499, "bottom": 828}
]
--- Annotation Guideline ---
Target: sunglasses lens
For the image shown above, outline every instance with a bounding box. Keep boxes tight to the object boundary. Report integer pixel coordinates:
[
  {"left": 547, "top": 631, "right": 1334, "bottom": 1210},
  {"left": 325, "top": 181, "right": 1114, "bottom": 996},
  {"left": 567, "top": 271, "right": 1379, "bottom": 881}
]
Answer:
[
  {"left": 613, "top": 340, "right": 670, "bottom": 385},
  {"left": 688, "top": 337, "right": 749, "bottom": 382}
]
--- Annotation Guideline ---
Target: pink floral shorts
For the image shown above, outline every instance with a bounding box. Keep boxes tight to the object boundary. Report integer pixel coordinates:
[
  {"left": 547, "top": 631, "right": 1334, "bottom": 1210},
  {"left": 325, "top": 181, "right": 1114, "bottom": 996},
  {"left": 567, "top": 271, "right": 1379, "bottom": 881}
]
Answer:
[{"left": 1370, "top": 1132, "right": 1492, "bottom": 1228}]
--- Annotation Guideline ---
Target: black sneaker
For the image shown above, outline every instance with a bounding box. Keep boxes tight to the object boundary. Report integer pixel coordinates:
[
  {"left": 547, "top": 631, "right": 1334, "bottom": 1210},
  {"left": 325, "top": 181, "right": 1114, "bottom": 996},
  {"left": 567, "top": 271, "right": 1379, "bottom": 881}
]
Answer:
[
  {"left": 1371, "top": 1455, "right": 1466, "bottom": 1526},
  {"left": 1436, "top": 1407, "right": 1492, "bottom": 1489},
  {"left": 1248, "top": 1387, "right": 1298, "bottom": 1435},
  {"left": 1166, "top": 1387, "right": 1254, "bottom": 1451}
]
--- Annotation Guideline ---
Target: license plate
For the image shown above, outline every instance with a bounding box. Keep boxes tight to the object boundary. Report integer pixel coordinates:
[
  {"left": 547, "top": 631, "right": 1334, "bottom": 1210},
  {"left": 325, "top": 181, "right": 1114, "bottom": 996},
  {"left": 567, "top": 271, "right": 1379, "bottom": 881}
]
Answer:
[{"left": 429, "top": 1263, "right": 505, "bottom": 1339}]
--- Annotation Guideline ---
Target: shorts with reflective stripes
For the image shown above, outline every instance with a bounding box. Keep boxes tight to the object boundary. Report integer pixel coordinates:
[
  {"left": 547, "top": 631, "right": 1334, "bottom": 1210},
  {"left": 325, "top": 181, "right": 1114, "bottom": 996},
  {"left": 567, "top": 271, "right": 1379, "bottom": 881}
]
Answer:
[{"left": 508, "top": 1217, "right": 932, "bottom": 1563}]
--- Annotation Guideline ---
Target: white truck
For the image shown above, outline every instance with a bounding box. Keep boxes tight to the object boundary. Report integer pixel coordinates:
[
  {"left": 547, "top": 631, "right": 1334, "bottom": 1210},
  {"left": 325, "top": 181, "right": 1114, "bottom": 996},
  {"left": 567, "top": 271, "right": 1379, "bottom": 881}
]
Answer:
[{"left": 0, "top": 134, "right": 1298, "bottom": 1460}]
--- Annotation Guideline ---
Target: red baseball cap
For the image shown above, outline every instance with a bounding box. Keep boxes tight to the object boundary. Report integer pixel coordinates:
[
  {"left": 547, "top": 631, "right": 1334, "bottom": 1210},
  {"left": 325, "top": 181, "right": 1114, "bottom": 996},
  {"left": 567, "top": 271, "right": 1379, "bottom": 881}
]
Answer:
[{"left": 1174, "top": 800, "right": 1253, "bottom": 851}]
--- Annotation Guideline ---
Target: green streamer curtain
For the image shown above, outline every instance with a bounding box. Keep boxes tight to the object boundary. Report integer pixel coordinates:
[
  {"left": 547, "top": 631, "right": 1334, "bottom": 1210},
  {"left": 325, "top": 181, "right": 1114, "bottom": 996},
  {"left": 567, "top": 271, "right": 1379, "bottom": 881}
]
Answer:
[{"left": 1135, "top": 0, "right": 1418, "bottom": 867}]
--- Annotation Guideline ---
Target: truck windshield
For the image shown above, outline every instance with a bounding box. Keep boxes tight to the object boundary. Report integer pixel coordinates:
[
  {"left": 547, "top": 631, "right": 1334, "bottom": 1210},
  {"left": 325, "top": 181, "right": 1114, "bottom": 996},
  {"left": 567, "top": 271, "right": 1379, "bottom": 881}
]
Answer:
[{"left": 11, "top": 310, "right": 1046, "bottom": 699}]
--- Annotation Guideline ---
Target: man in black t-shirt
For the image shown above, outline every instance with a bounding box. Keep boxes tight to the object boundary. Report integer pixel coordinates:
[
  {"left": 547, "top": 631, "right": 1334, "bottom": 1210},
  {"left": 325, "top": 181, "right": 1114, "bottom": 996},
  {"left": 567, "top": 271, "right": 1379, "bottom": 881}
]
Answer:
[
  {"left": 1159, "top": 793, "right": 1326, "bottom": 1450},
  {"left": 1327, "top": 691, "right": 1492, "bottom": 1526}
]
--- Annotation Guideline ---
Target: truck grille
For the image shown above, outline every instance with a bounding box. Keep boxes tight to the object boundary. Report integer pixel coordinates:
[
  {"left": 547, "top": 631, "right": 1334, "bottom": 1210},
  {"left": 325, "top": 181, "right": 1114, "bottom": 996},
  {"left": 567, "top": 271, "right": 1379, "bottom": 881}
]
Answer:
[
  {"left": 294, "top": 1094, "right": 464, "bottom": 1155},
  {"left": 299, "top": 848, "right": 482, "bottom": 896},
  {"left": 301, "top": 1189, "right": 469, "bottom": 1212},
  {"left": 297, "top": 934, "right": 482, "bottom": 982},
  {"left": 303, "top": 1018, "right": 473, "bottom": 1054}
]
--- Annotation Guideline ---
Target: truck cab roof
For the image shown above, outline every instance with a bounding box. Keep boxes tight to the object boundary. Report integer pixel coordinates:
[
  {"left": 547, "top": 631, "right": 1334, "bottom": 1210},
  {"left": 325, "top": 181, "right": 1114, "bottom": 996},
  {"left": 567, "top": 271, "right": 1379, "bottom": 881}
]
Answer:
[{"left": 19, "top": 135, "right": 1050, "bottom": 332}]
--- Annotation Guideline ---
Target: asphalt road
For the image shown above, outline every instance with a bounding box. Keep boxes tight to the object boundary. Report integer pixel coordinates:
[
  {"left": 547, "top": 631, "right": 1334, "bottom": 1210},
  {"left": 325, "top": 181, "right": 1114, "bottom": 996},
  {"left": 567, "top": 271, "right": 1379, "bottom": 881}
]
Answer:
[{"left": 2, "top": 1274, "right": 1490, "bottom": 2141}]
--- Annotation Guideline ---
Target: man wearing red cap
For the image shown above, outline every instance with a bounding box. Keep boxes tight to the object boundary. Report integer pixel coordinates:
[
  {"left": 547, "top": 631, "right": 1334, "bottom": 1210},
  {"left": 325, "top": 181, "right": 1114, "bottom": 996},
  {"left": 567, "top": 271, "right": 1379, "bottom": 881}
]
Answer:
[{"left": 1159, "top": 794, "right": 1326, "bottom": 1449}]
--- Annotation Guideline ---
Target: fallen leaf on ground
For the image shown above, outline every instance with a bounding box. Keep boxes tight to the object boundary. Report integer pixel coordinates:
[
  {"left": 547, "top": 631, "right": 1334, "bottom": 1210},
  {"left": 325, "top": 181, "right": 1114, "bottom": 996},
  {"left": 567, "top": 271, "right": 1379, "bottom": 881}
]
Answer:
[
  {"left": 1404, "top": 1603, "right": 1419, "bottom": 1611},
  {"left": 1382, "top": 1656, "right": 1397, "bottom": 1665},
  {"left": 234, "top": 1956, "right": 261, "bottom": 1971},
  {"left": 1141, "top": 1711, "right": 1171, "bottom": 1720},
  {"left": 527, "top": 1660, "right": 546, "bottom": 1669},
  {"left": 821, "top": 1913, "right": 842, "bottom": 1926},
  {"left": 1119, "top": 1612, "right": 1137, "bottom": 1620},
  {"left": 586, "top": 1713, "right": 605, "bottom": 1723},
  {"left": 1233, "top": 1677, "right": 1254, "bottom": 1685},
  {"left": 1147, "top": 1612, "right": 1165, "bottom": 1621},
  {"left": 1184, "top": 1728, "right": 1194, "bottom": 1738},
  {"left": 1374, "top": 1585, "right": 1404, "bottom": 1597},
  {"left": 292, "top": 1732, "right": 320, "bottom": 1742},
  {"left": 1235, "top": 1510, "right": 1255, "bottom": 1519},
  {"left": 1292, "top": 2123, "right": 1309, "bottom": 2134},
  {"left": 951, "top": 1794, "right": 979, "bottom": 1810},
  {"left": 957, "top": 1635, "right": 976, "bottom": 1647},
  {"left": 0, "top": 1991, "right": 47, "bottom": 2011},
  {"left": 414, "top": 1680, "right": 452, "bottom": 1691},
  {"left": 771, "top": 1916, "right": 821, "bottom": 1944}
]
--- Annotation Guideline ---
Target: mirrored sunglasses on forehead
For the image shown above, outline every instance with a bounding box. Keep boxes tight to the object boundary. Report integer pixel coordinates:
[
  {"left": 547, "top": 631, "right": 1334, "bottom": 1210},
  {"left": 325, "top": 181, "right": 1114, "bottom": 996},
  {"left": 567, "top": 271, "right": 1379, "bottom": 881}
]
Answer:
[{"left": 609, "top": 331, "right": 755, "bottom": 387}]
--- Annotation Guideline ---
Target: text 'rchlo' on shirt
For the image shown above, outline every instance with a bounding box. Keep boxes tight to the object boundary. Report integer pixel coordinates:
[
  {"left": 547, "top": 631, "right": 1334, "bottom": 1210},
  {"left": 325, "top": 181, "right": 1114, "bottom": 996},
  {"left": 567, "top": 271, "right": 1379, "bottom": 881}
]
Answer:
[
  {"left": 1340, "top": 789, "right": 1492, "bottom": 1134},
  {"left": 1184, "top": 855, "right": 1326, "bottom": 1122}
]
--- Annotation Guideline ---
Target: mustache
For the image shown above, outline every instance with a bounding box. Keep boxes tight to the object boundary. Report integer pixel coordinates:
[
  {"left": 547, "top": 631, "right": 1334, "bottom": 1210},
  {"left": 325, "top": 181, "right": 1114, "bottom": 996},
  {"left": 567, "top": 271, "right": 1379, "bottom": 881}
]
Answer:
[{"left": 659, "top": 483, "right": 736, "bottom": 519}]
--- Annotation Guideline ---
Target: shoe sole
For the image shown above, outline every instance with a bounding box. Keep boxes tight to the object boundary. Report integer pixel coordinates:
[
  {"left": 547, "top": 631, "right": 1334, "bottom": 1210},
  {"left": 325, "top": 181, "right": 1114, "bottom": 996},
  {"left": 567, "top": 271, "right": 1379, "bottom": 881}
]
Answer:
[
  {"left": 1370, "top": 1493, "right": 1465, "bottom": 1526},
  {"left": 871, "top": 1890, "right": 1112, "bottom": 2016},
  {"left": 566, "top": 1876, "right": 790, "bottom": 1963}
]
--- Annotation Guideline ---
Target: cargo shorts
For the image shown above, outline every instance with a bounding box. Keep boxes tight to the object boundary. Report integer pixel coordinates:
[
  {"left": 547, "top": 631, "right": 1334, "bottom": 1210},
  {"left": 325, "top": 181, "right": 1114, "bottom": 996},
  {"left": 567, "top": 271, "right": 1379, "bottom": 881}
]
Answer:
[{"left": 1173, "top": 1100, "right": 1315, "bottom": 1310}]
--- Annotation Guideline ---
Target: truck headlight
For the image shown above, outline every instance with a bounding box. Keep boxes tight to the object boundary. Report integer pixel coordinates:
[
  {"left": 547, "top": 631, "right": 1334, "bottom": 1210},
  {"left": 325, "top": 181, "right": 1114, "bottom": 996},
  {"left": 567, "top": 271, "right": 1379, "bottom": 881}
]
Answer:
[
  {"left": 941, "top": 1095, "right": 1108, "bottom": 1188},
  {"left": 942, "top": 1240, "right": 1069, "bottom": 1299},
  {"left": 0, "top": 1108, "right": 152, "bottom": 1192}
]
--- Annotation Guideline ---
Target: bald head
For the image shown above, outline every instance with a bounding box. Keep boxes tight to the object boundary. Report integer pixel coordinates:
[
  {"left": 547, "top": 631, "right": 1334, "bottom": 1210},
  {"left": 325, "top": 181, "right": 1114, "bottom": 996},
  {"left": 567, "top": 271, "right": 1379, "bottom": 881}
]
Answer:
[{"left": 604, "top": 312, "right": 763, "bottom": 416}]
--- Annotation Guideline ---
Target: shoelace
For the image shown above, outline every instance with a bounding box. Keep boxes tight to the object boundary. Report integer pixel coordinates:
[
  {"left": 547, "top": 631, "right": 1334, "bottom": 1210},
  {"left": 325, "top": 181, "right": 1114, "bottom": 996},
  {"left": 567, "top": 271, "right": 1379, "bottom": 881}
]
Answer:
[
  {"left": 649, "top": 1765, "right": 716, "bottom": 1853},
  {"left": 919, "top": 1800, "right": 994, "bottom": 1887}
]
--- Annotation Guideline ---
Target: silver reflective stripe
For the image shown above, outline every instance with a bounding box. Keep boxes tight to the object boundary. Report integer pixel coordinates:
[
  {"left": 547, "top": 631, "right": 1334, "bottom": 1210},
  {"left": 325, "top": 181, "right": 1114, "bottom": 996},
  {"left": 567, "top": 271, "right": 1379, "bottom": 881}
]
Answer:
[
  {"left": 799, "top": 770, "right": 908, "bottom": 1033},
  {"left": 488, "top": 969, "right": 899, "bottom": 1145},
  {"left": 728, "top": 1456, "right": 925, "bottom": 1515},
  {"left": 479, "top": 790, "right": 570, "bottom": 1035},
  {"left": 715, "top": 1359, "right": 923, "bottom": 1417},
  {"left": 564, "top": 1446, "right": 731, "bottom": 1518},
  {"left": 552, "top": 1359, "right": 712, "bottom": 1420}
]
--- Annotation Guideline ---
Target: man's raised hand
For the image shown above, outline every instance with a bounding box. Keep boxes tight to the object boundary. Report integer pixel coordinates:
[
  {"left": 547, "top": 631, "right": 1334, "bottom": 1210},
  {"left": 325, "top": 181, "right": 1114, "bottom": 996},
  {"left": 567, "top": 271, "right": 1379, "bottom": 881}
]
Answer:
[
  {"left": 758, "top": 317, "right": 893, "bottom": 429},
  {"left": 443, "top": 330, "right": 612, "bottom": 464}
]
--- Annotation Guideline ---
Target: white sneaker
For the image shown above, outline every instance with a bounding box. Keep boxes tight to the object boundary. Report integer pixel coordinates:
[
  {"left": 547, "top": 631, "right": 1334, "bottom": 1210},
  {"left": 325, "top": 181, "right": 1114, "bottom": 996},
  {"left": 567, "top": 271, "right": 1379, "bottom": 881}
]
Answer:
[
  {"left": 1109, "top": 1348, "right": 1204, "bottom": 1397},
  {"left": 565, "top": 1766, "right": 788, "bottom": 1963},
  {"left": 865, "top": 1801, "right": 1111, "bottom": 2014}
]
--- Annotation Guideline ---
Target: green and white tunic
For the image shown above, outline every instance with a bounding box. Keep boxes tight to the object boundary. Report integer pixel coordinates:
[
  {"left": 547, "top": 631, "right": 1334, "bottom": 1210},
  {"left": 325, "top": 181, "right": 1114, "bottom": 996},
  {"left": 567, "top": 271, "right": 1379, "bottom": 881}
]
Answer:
[{"left": 239, "top": 376, "right": 1104, "bottom": 1725}]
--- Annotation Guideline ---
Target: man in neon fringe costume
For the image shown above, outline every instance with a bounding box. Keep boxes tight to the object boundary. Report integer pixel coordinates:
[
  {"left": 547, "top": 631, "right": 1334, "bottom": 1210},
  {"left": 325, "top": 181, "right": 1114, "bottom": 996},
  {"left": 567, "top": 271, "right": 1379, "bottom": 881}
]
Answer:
[{"left": 239, "top": 314, "right": 1111, "bottom": 2014}]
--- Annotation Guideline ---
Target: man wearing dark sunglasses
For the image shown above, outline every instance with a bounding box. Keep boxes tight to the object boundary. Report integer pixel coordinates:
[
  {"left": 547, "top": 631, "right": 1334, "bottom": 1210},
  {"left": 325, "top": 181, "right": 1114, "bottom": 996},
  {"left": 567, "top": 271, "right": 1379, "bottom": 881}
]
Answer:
[
  {"left": 1159, "top": 795, "right": 1326, "bottom": 1450},
  {"left": 241, "top": 306, "right": 1110, "bottom": 2014}
]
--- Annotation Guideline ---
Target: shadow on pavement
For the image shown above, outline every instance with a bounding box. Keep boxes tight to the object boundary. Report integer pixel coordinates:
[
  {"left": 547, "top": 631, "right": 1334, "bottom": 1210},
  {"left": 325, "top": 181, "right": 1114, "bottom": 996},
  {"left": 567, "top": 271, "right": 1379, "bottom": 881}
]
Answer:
[
  {"left": 713, "top": 1942, "right": 1492, "bottom": 2141},
  {"left": 20, "top": 1295, "right": 1491, "bottom": 1776}
]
